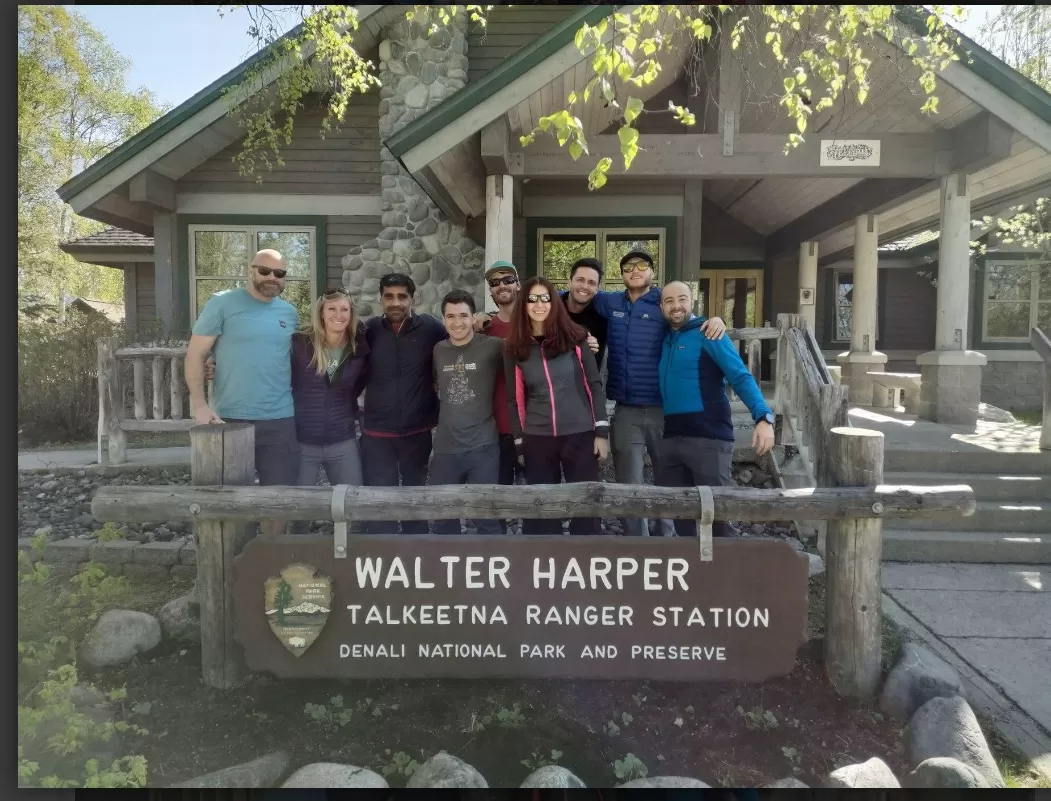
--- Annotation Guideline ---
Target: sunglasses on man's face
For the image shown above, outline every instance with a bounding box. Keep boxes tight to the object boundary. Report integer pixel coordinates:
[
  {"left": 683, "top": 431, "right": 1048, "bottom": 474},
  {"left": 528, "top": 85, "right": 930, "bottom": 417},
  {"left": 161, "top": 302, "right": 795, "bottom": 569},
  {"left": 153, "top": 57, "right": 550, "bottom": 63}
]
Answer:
[
  {"left": 621, "top": 261, "right": 651, "bottom": 274},
  {"left": 488, "top": 275, "right": 519, "bottom": 288},
  {"left": 253, "top": 265, "right": 287, "bottom": 279},
  {"left": 526, "top": 293, "right": 552, "bottom": 303}
]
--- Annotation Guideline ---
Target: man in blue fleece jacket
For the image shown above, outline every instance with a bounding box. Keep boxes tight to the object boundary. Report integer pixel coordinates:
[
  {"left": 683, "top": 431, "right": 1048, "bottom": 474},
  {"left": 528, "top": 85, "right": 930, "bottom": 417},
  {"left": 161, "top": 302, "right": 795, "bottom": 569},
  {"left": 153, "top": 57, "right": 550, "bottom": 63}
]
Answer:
[{"left": 657, "top": 282, "right": 776, "bottom": 537}]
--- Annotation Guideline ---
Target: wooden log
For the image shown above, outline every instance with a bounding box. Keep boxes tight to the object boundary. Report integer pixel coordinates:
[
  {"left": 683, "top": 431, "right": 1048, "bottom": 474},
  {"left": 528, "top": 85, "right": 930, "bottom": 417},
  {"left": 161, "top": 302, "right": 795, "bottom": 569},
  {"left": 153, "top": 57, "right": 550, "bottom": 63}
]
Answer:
[
  {"left": 170, "top": 356, "right": 183, "bottom": 420},
  {"left": 190, "top": 423, "right": 255, "bottom": 690},
  {"left": 816, "top": 383, "right": 851, "bottom": 486},
  {"left": 92, "top": 481, "right": 977, "bottom": 524},
  {"left": 151, "top": 357, "right": 164, "bottom": 420},
  {"left": 119, "top": 419, "right": 195, "bottom": 432},
  {"left": 97, "top": 337, "right": 126, "bottom": 465},
  {"left": 116, "top": 346, "right": 188, "bottom": 358},
  {"left": 1043, "top": 362, "right": 1050, "bottom": 451},
  {"left": 132, "top": 358, "right": 147, "bottom": 420},
  {"left": 824, "top": 426, "right": 884, "bottom": 699},
  {"left": 805, "top": 324, "right": 833, "bottom": 385},
  {"left": 727, "top": 326, "right": 780, "bottom": 341},
  {"left": 773, "top": 314, "right": 793, "bottom": 413},
  {"left": 746, "top": 338, "right": 762, "bottom": 385}
]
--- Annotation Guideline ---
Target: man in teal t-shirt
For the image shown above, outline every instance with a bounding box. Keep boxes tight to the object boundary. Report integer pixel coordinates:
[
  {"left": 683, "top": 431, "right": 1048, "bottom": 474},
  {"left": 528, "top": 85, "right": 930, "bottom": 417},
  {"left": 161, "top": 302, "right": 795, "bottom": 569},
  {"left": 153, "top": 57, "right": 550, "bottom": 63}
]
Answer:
[{"left": 185, "top": 250, "right": 300, "bottom": 535}]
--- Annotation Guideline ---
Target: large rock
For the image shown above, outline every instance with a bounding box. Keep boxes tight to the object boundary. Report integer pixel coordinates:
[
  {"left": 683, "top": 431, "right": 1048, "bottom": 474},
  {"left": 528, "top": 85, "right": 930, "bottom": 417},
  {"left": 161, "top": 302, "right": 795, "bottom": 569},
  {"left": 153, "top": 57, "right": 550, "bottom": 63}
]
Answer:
[
  {"left": 907, "top": 696, "right": 1005, "bottom": 788},
  {"left": 617, "top": 777, "right": 710, "bottom": 788},
  {"left": 520, "top": 765, "right": 586, "bottom": 788},
  {"left": 763, "top": 777, "right": 810, "bottom": 788},
  {"left": 158, "top": 594, "right": 199, "bottom": 642},
  {"left": 825, "top": 757, "right": 900, "bottom": 788},
  {"left": 880, "top": 642, "right": 964, "bottom": 721},
  {"left": 169, "top": 751, "right": 291, "bottom": 788},
  {"left": 281, "top": 763, "right": 388, "bottom": 788},
  {"left": 406, "top": 752, "right": 487, "bottom": 788},
  {"left": 904, "top": 757, "right": 992, "bottom": 788},
  {"left": 78, "top": 610, "right": 161, "bottom": 668}
]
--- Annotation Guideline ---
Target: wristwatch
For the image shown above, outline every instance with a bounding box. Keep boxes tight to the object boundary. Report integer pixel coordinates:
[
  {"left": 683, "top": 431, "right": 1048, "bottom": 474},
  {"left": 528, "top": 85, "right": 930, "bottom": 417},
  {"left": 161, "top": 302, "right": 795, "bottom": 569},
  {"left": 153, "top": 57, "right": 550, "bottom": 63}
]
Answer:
[{"left": 756, "top": 412, "right": 775, "bottom": 426}]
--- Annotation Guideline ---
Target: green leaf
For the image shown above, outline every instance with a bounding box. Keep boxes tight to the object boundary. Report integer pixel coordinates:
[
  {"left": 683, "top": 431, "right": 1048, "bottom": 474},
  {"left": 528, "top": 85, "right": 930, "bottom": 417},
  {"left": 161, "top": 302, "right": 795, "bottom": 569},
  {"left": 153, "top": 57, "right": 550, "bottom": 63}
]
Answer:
[
  {"left": 623, "top": 34, "right": 637, "bottom": 53},
  {"left": 568, "top": 141, "right": 583, "bottom": 160},
  {"left": 796, "top": 115, "right": 807, "bottom": 134},
  {"left": 624, "top": 96, "right": 644, "bottom": 125},
  {"left": 568, "top": 90, "right": 578, "bottom": 105},
  {"left": 618, "top": 125, "right": 639, "bottom": 169},
  {"left": 856, "top": 86, "right": 868, "bottom": 105},
  {"left": 617, "top": 62, "right": 633, "bottom": 83}
]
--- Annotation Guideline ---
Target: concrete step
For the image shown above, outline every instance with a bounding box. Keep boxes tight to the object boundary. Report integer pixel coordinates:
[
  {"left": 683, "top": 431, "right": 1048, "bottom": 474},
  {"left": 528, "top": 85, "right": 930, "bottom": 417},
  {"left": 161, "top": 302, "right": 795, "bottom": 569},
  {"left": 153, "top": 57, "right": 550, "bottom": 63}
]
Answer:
[
  {"left": 884, "top": 448, "right": 1051, "bottom": 475},
  {"left": 892, "top": 501, "right": 1050, "bottom": 533},
  {"left": 883, "top": 530, "right": 1051, "bottom": 563},
  {"left": 884, "top": 471, "right": 1050, "bottom": 502}
]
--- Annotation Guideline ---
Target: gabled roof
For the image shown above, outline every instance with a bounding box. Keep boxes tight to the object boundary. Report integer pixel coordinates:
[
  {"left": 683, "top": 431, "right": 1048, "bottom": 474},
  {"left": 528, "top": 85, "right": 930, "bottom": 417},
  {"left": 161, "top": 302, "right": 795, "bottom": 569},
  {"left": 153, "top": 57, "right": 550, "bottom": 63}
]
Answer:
[{"left": 61, "top": 227, "right": 155, "bottom": 250}]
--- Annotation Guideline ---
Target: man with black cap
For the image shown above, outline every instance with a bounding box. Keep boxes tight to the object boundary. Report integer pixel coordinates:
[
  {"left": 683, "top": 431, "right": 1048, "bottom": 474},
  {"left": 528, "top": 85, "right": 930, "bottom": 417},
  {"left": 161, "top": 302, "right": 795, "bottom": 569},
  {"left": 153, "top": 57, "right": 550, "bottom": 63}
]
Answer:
[{"left": 588, "top": 247, "right": 726, "bottom": 537}]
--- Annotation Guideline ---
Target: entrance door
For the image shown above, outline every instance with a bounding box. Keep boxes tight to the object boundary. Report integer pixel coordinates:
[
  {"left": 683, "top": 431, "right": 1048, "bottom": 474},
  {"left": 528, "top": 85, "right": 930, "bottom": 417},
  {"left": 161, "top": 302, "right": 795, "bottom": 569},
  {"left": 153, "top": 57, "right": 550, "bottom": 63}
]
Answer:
[{"left": 697, "top": 269, "right": 764, "bottom": 329}]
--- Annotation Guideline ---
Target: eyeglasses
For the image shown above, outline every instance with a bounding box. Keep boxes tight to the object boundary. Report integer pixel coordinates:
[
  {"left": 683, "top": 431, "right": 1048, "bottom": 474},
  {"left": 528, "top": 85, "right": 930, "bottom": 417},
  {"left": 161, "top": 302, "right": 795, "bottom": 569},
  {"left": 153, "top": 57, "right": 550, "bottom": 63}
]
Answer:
[
  {"left": 526, "top": 293, "right": 552, "bottom": 303},
  {"left": 621, "top": 261, "right": 651, "bottom": 274},
  {"left": 488, "top": 275, "right": 518, "bottom": 288},
  {"left": 253, "top": 265, "right": 287, "bottom": 279},
  {"left": 323, "top": 288, "right": 349, "bottom": 299}
]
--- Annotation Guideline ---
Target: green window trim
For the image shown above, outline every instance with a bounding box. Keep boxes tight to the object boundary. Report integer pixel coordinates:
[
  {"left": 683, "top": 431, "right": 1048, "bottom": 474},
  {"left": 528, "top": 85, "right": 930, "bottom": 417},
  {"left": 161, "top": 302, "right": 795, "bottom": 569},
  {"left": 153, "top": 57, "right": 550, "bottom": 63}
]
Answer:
[
  {"left": 525, "top": 216, "right": 679, "bottom": 288},
  {"left": 970, "top": 251, "right": 1048, "bottom": 350},
  {"left": 176, "top": 214, "right": 327, "bottom": 334}
]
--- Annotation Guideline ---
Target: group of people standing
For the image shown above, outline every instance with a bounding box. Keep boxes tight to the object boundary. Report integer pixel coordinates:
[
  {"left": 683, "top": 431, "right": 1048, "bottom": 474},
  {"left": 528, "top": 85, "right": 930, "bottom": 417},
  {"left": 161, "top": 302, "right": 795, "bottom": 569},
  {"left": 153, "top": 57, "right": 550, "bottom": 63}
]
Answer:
[{"left": 185, "top": 245, "right": 775, "bottom": 538}]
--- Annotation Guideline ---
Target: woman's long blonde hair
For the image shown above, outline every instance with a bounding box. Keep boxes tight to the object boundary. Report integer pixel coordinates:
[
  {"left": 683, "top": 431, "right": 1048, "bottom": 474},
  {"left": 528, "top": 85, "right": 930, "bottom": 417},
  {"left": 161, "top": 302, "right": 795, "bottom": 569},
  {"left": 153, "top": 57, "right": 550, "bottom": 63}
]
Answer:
[{"left": 301, "top": 289, "right": 359, "bottom": 376}]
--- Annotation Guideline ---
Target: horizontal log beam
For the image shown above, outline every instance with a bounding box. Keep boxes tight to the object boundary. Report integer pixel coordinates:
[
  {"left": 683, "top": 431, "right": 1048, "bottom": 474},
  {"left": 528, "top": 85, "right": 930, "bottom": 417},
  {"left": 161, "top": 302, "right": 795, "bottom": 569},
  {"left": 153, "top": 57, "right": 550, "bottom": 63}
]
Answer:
[
  {"left": 728, "top": 326, "right": 779, "bottom": 341},
  {"left": 117, "top": 346, "right": 188, "bottom": 358},
  {"left": 119, "top": 419, "right": 194, "bottom": 432},
  {"left": 512, "top": 133, "right": 956, "bottom": 179},
  {"left": 92, "top": 482, "right": 976, "bottom": 523},
  {"left": 480, "top": 116, "right": 511, "bottom": 175}
]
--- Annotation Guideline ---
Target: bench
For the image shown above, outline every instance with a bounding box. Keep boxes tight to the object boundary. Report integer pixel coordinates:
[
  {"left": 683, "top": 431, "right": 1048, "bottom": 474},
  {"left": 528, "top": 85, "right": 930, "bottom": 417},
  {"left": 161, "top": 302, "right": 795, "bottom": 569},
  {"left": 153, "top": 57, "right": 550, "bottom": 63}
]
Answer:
[{"left": 868, "top": 371, "right": 921, "bottom": 413}]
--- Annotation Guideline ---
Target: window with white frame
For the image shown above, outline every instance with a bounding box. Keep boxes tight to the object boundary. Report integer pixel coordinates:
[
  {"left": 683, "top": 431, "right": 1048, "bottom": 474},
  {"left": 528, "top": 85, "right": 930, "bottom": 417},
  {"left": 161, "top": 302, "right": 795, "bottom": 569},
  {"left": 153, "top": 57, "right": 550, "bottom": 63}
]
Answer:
[
  {"left": 982, "top": 259, "right": 1051, "bottom": 341},
  {"left": 189, "top": 224, "right": 316, "bottom": 322},
  {"left": 830, "top": 268, "right": 881, "bottom": 344},
  {"left": 536, "top": 227, "right": 666, "bottom": 291}
]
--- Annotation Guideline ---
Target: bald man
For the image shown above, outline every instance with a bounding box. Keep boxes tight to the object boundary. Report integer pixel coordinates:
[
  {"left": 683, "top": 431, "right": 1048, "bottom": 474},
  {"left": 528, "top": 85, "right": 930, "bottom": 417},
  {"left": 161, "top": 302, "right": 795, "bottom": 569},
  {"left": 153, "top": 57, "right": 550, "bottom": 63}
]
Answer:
[
  {"left": 657, "top": 281, "right": 775, "bottom": 538},
  {"left": 186, "top": 249, "right": 300, "bottom": 534}
]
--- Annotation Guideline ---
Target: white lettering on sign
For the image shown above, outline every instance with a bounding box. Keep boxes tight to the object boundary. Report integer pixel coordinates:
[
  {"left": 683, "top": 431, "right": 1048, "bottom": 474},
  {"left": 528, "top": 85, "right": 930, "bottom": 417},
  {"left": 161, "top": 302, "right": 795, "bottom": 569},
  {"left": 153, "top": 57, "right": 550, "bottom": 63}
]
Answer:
[
  {"left": 521, "top": 644, "right": 566, "bottom": 658},
  {"left": 354, "top": 557, "right": 511, "bottom": 590},
  {"left": 580, "top": 644, "right": 619, "bottom": 658},
  {"left": 339, "top": 643, "right": 406, "bottom": 658},
  {"left": 532, "top": 557, "right": 689, "bottom": 591},
  {"left": 630, "top": 644, "right": 727, "bottom": 661},
  {"left": 346, "top": 604, "right": 508, "bottom": 625},
  {"left": 417, "top": 643, "right": 507, "bottom": 658},
  {"left": 525, "top": 605, "right": 633, "bottom": 626}
]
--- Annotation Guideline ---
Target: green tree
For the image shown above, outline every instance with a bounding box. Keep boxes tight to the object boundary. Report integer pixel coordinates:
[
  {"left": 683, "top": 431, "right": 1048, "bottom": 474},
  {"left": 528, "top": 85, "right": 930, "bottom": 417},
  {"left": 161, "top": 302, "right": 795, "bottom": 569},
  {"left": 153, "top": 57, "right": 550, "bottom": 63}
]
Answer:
[
  {"left": 18, "top": 6, "right": 166, "bottom": 308},
  {"left": 218, "top": 4, "right": 965, "bottom": 189},
  {"left": 274, "top": 580, "right": 294, "bottom": 624}
]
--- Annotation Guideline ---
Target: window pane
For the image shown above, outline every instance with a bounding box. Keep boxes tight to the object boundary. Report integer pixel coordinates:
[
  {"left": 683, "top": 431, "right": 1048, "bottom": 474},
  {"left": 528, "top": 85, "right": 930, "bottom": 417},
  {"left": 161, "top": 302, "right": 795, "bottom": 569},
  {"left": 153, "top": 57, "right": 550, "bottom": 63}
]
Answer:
[
  {"left": 196, "top": 279, "right": 244, "bottom": 316},
  {"left": 986, "top": 302, "right": 1031, "bottom": 338},
  {"left": 542, "top": 234, "right": 597, "bottom": 291},
  {"left": 696, "top": 278, "right": 710, "bottom": 317},
  {"left": 986, "top": 263, "right": 1032, "bottom": 301},
  {"left": 281, "top": 281, "right": 314, "bottom": 324},
  {"left": 720, "top": 277, "right": 758, "bottom": 329},
  {"left": 1040, "top": 265, "right": 1051, "bottom": 300},
  {"left": 605, "top": 233, "right": 661, "bottom": 282},
  {"left": 194, "top": 231, "right": 250, "bottom": 277},
  {"left": 1038, "top": 303, "right": 1051, "bottom": 337},
  {"left": 835, "top": 272, "right": 853, "bottom": 341},
  {"left": 257, "top": 231, "right": 312, "bottom": 279}
]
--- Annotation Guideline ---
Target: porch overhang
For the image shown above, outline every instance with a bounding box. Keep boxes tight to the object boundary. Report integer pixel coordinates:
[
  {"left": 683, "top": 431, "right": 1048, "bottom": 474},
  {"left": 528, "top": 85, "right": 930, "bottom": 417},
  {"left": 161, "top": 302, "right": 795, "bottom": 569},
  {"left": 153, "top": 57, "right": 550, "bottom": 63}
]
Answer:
[{"left": 60, "top": 228, "right": 155, "bottom": 268}]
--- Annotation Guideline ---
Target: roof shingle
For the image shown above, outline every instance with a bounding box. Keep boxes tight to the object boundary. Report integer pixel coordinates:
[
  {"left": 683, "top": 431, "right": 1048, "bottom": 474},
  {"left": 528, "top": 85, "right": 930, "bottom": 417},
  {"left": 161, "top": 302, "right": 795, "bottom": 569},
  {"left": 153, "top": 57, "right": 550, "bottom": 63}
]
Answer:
[{"left": 61, "top": 227, "right": 154, "bottom": 250}]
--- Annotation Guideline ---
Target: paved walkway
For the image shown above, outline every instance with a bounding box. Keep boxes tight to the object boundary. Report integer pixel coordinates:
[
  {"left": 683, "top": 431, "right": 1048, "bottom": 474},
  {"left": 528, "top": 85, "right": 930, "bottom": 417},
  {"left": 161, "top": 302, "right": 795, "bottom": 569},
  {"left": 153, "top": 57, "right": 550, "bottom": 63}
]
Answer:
[
  {"left": 18, "top": 446, "right": 190, "bottom": 471},
  {"left": 883, "top": 562, "right": 1051, "bottom": 779}
]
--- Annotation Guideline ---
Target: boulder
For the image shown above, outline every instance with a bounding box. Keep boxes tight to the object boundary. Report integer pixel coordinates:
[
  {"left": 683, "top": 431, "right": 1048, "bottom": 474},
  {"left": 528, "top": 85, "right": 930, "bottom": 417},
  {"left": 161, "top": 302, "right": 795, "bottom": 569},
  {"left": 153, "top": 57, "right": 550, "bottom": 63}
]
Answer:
[
  {"left": 78, "top": 610, "right": 161, "bottom": 668},
  {"left": 880, "top": 642, "right": 964, "bottom": 721},
  {"left": 907, "top": 696, "right": 1004, "bottom": 788},
  {"left": 282, "top": 763, "right": 388, "bottom": 788},
  {"left": 158, "top": 594, "right": 199, "bottom": 642},
  {"left": 406, "top": 752, "right": 487, "bottom": 788},
  {"left": 763, "top": 777, "right": 810, "bottom": 788},
  {"left": 520, "top": 765, "right": 586, "bottom": 788},
  {"left": 169, "top": 751, "right": 291, "bottom": 788},
  {"left": 617, "top": 777, "right": 710, "bottom": 788},
  {"left": 904, "top": 757, "right": 992, "bottom": 788},
  {"left": 825, "top": 757, "right": 900, "bottom": 788}
]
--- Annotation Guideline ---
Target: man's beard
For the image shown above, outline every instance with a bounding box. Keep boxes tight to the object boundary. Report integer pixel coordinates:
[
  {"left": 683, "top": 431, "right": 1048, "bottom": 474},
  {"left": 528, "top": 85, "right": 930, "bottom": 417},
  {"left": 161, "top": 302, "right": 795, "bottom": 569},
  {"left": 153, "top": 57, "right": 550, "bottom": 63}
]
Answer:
[{"left": 253, "top": 278, "right": 283, "bottom": 297}]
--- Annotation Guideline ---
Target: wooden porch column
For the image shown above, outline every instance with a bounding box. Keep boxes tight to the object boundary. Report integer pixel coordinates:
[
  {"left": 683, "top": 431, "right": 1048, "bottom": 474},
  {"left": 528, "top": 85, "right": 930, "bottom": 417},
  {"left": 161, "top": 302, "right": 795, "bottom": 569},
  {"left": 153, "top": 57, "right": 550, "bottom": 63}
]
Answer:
[
  {"left": 153, "top": 212, "right": 178, "bottom": 338},
  {"left": 917, "top": 173, "right": 987, "bottom": 424},
  {"left": 837, "top": 214, "right": 887, "bottom": 404},
  {"left": 484, "top": 174, "right": 514, "bottom": 314},
  {"left": 798, "top": 241, "right": 818, "bottom": 330}
]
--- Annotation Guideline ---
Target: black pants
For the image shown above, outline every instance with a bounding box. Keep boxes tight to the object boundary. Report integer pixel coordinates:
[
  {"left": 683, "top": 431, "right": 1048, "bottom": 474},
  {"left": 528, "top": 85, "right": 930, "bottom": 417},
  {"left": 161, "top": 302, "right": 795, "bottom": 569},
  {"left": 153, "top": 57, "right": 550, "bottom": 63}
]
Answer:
[
  {"left": 429, "top": 444, "right": 502, "bottom": 536},
  {"left": 497, "top": 433, "right": 524, "bottom": 535},
  {"left": 521, "top": 431, "right": 601, "bottom": 535},
  {"left": 656, "top": 435, "right": 735, "bottom": 538},
  {"left": 360, "top": 430, "right": 432, "bottom": 534}
]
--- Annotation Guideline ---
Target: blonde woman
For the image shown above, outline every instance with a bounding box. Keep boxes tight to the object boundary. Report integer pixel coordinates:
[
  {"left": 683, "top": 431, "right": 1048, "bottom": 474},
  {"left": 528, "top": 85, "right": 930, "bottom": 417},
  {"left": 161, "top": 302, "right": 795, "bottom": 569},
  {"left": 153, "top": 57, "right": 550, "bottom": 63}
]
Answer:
[{"left": 291, "top": 289, "right": 370, "bottom": 487}]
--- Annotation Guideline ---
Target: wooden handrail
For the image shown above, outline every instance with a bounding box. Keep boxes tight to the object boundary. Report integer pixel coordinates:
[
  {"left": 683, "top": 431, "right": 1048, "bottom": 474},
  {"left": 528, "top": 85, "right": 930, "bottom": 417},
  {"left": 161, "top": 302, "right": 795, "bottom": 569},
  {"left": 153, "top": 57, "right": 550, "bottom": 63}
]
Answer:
[
  {"left": 1031, "top": 327, "right": 1051, "bottom": 450},
  {"left": 1031, "top": 327, "right": 1051, "bottom": 365}
]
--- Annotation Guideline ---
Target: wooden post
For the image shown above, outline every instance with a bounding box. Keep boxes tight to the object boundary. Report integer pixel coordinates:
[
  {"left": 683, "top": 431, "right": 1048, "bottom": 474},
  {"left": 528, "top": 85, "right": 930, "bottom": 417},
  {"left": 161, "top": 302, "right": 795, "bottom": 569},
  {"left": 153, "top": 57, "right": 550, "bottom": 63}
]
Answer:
[
  {"left": 97, "top": 337, "right": 126, "bottom": 465},
  {"left": 191, "top": 423, "right": 255, "bottom": 689},
  {"left": 824, "top": 426, "right": 885, "bottom": 698},
  {"left": 774, "top": 314, "right": 792, "bottom": 413},
  {"left": 746, "top": 338, "right": 762, "bottom": 386},
  {"left": 170, "top": 356, "right": 183, "bottom": 420},
  {"left": 133, "top": 358, "right": 147, "bottom": 420},
  {"left": 151, "top": 356, "right": 164, "bottom": 420},
  {"left": 1042, "top": 361, "right": 1050, "bottom": 451}
]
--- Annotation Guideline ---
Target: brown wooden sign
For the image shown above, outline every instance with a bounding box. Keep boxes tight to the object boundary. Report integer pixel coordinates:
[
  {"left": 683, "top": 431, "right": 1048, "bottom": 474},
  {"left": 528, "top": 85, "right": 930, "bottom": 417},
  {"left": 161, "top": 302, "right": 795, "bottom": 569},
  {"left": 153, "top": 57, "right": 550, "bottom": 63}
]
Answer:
[{"left": 233, "top": 535, "right": 809, "bottom": 681}]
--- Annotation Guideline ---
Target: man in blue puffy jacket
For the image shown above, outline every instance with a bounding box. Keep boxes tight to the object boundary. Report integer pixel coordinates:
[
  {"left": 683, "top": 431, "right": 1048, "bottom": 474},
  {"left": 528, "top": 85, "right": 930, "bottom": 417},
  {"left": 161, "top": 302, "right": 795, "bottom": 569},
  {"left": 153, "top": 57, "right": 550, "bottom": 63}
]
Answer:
[
  {"left": 590, "top": 248, "right": 725, "bottom": 537},
  {"left": 658, "top": 281, "right": 776, "bottom": 538}
]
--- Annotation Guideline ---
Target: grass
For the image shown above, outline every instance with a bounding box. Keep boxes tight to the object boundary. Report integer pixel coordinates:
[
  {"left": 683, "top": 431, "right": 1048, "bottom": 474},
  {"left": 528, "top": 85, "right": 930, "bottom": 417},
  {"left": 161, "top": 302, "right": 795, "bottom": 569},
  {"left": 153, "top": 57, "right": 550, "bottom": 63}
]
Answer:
[
  {"left": 1012, "top": 410, "right": 1043, "bottom": 427},
  {"left": 20, "top": 431, "right": 190, "bottom": 453}
]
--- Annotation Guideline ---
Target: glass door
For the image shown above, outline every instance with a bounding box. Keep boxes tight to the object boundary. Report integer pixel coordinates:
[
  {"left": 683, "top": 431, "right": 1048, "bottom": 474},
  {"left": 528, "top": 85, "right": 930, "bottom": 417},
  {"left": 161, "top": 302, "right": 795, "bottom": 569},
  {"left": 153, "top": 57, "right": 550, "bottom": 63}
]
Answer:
[{"left": 697, "top": 269, "right": 764, "bottom": 362}]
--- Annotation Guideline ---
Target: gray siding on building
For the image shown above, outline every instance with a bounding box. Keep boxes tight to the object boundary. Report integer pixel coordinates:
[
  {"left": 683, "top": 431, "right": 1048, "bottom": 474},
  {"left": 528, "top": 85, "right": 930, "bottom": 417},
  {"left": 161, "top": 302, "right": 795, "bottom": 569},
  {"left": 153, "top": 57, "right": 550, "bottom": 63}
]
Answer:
[
  {"left": 178, "top": 92, "right": 381, "bottom": 194},
  {"left": 135, "top": 262, "right": 156, "bottom": 323},
  {"left": 467, "top": 5, "right": 578, "bottom": 85},
  {"left": 327, "top": 216, "right": 381, "bottom": 288}
]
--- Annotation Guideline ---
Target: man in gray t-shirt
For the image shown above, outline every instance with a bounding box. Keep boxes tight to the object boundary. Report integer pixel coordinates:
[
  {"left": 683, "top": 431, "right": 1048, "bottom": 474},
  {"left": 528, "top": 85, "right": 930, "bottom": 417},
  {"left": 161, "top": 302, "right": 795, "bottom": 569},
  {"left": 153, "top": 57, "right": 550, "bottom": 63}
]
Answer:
[{"left": 432, "top": 291, "right": 505, "bottom": 535}]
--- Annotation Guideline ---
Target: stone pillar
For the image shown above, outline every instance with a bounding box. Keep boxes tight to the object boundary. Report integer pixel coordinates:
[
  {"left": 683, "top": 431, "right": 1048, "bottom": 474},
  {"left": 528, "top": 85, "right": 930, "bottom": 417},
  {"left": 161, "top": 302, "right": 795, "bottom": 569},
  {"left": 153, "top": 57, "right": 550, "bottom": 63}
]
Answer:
[
  {"left": 484, "top": 174, "right": 514, "bottom": 313},
  {"left": 341, "top": 9, "right": 485, "bottom": 318},
  {"left": 837, "top": 214, "right": 887, "bottom": 404},
  {"left": 917, "top": 173, "right": 986, "bottom": 425},
  {"left": 798, "top": 241, "right": 818, "bottom": 330}
]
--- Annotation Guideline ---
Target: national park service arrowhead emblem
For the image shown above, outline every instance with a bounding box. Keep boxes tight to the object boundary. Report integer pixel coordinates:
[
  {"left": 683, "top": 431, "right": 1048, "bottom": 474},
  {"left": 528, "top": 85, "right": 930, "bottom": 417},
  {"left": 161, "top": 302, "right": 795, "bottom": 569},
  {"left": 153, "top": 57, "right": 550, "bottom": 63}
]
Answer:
[{"left": 264, "top": 564, "right": 331, "bottom": 657}]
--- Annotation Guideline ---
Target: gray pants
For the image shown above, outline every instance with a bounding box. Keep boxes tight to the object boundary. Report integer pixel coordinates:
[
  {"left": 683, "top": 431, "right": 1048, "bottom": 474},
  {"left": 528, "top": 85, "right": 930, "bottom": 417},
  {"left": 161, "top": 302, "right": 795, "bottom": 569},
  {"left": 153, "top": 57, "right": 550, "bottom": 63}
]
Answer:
[
  {"left": 298, "top": 438, "right": 364, "bottom": 487},
  {"left": 657, "top": 435, "right": 735, "bottom": 538},
  {"left": 429, "top": 444, "right": 502, "bottom": 536},
  {"left": 611, "top": 404, "right": 675, "bottom": 537}
]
